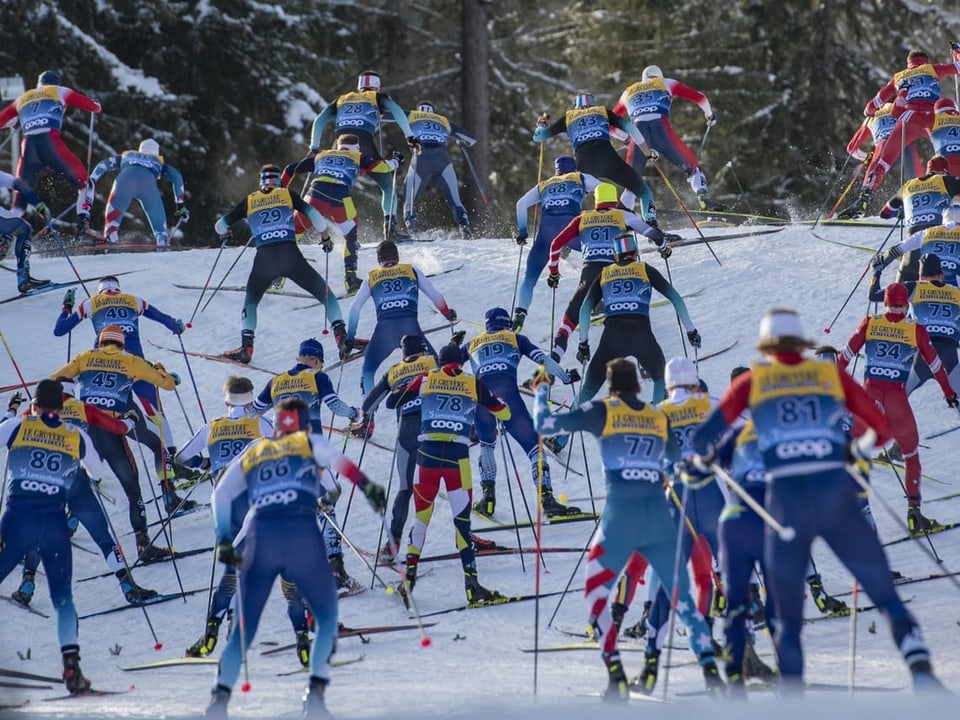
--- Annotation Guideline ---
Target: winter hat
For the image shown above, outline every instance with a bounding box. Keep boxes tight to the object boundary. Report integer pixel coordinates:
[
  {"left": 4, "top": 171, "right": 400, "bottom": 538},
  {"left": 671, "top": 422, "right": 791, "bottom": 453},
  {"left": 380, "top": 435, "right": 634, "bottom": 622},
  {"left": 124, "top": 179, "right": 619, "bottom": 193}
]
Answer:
[
  {"left": 613, "top": 233, "right": 638, "bottom": 256},
  {"left": 555, "top": 156, "right": 576, "bottom": 174},
  {"left": 594, "top": 183, "right": 618, "bottom": 206},
  {"left": 34, "top": 379, "right": 63, "bottom": 411},
  {"left": 98, "top": 324, "right": 126, "bottom": 347},
  {"left": 298, "top": 338, "right": 324, "bottom": 361},
  {"left": 98, "top": 275, "right": 121, "bottom": 293},
  {"left": 884, "top": 282, "right": 910, "bottom": 307},
  {"left": 37, "top": 70, "right": 59, "bottom": 86},
  {"left": 484, "top": 307, "right": 512, "bottom": 332},
  {"left": 400, "top": 335, "right": 426, "bottom": 358},
  {"left": 417, "top": 101, "right": 435, "bottom": 113},
  {"left": 730, "top": 366, "right": 750, "bottom": 381},
  {"left": 664, "top": 357, "right": 699, "bottom": 389},
  {"left": 438, "top": 344, "right": 462, "bottom": 366},
  {"left": 642, "top": 65, "right": 663, "bottom": 81},
  {"left": 756, "top": 308, "right": 813, "bottom": 351},
  {"left": 357, "top": 71, "right": 381, "bottom": 91},
  {"left": 606, "top": 358, "right": 640, "bottom": 394},
  {"left": 376, "top": 240, "right": 399, "bottom": 265},
  {"left": 921, "top": 254, "right": 943, "bottom": 277},
  {"left": 935, "top": 98, "right": 958, "bottom": 114},
  {"left": 926, "top": 156, "right": 949, "bottom": 176},
  {"left": 138, "top": 139, "right": 160, "bottom": 155}
]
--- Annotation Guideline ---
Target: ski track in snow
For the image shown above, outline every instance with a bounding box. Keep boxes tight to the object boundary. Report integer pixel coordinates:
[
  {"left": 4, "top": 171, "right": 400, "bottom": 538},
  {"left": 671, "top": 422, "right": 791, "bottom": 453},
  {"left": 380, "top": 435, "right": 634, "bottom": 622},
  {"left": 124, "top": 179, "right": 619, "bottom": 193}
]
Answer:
[{"left": 2, "top": 222, "right": 960, "bottom": 718}]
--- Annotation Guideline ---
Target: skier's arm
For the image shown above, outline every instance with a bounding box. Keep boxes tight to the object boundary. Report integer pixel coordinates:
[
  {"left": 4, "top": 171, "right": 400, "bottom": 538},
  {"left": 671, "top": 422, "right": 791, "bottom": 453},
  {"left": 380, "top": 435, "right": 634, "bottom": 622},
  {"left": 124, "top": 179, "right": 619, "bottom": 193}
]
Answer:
[
  {"left": 309, "top": 104, "right": 336, "bottom": 151},
  {"left": 160, "top": 164, "right": 186, "bottom": 204},
  {"left": 316, "top": 372, "right": 358, "bottom": 420},
  {"left": 143, "top": 302, "right": 183, "bottom": 334},
  {"left": 212, "top": 453, "right": 250, "bottom": 541},
  {"left": 61, "top": 88, "right": 101, "bottom": 114},
  {"left": 450, "top": 123, "right": 477, "bottom": 147},
  {"left": 692, "top": 372, "right": 752, "bottom": 455},
  {"left": 548, "top": 217, "right": 583, "bottom": 273},
  {"left": 515, "top": 185, "right": 541, "bottom": 236},
  {"left": 361, "top": 373, "right": 392, "bottom": 414},
  {"left": 667, "top": 79, "right": 712, "bottom": 117},
  {"left": 214, "top": 199, "right": 249, "bottom": 236},
  {"left": 414, "top": 267, "right": 453, "bottom": 318},
  {"left": 290, "top": 193, "right": 329, "bottom": 235},
  {"left": 533, "top": 386, "right": 606, "bottom": 436},
  {"left": 345, "top": 281, "right": 372, "bottom": 341},
  {"left": 380, "top": 95, "right": 415, "bottom": 137},
  {"left": 867, "top": 271, "right": 886, "bottom": 303},
  {"left": 610, "top": 110, "right": 652, "bottom": 156},
  {"left": 281, "top": 157, "right": 314, "bottom": 187},
  {"left": 517, "top": 334, "right": 568, "bottom": 382},
  {"left": 252, "top": 380, "right": 273, "bottom": 415},
  {"left": 0, "top": 100, "right": 18, "bottom": 128},
  {"left": 84, "top": 403, "right": 134, "bottom": 435},
  {"left": 89, "top": 157, "right": 120, "bottom": 184},
  {"left": 625, "top": 211, "right": 664, "bottom": 245},
  {"left": 839, "top": 317, "right": 870, "bottom": 371},
  {"left": 77, "top": 427, "right": 108, "bottom": 480},
  {"left": 175, "top": 424, "right": 212, "bottom": 466},
  {"left": 865, "top": 79, "right": 896, "bottom": 115},
  {"left": 532, "top": 116, "right": 567, "bottom": 142},
  {"left": 647, "top": 265, "right": 695, "bottom": 332},
  {"left": 476, "top": 379, "right": 511, "bottom": 421},
  {"left": 578, "top": 279, "right": 603, "bottom": 343},
  {"left": 130, "top": 356, "right": 177, "bottom": 390}
]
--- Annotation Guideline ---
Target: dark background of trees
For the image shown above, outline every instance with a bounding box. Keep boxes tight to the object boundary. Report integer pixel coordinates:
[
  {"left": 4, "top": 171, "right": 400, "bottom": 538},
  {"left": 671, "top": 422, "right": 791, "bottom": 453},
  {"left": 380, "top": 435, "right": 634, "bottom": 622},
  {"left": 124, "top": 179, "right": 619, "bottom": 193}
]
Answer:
[{"left": 2, "top": 0, "right": 958, "bottom": 244}]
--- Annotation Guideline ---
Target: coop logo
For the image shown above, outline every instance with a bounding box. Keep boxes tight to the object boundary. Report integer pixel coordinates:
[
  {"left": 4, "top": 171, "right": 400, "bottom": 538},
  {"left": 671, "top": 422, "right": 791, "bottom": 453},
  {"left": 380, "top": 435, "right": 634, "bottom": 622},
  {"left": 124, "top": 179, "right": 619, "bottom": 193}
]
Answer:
[
  {"left": 576, "top": 129, "right": 605, "bottom": 142},
  {"left": 924, "top": 324, "right": 953, "bottom": 336},
  {"left": 23, "top": 117, "right": 49, "bottom": 131},
  {"left": 912, "top": 213, "right": 939, "bottom": 226},
  {"left": 86, "top": 396, "right": 117, "bottom": 408},
  {"left": 607, "top": 301, "right": 640, "bottom": 312},
  {"left": 543, "top": 198, "right": 572, "bottom": 209},
  {"left": 430, "top": 419, "right": 464, "bottom": 432},
  {"left": 944, "top": 144, "right": 960, "bottom": 153},
  {"left": 774, "top": 439, "right": 832, "bottom": 460},
  {"left": 20, "top": 480, "right": 61, "bottom": 495},
  {"left": 480, "top": 362, "right": 510, "bottom": 373},
  {"left": 338, "top": 118, "right": 366, "bottom": 128},
  {"left": 380, "top": 299, "right": 410, "bottom": 310},
  {"left": 253, "top": 489, "right": 298, "bottom": 508},
  {"left": 260, "top": 229, "right": 289, "bottom": 241},
  {"left": 868, "top": 366, "right": 901, "bottom": 379},
  {"left": 622, "top": 468, "right": 660, "bottom": 482}
]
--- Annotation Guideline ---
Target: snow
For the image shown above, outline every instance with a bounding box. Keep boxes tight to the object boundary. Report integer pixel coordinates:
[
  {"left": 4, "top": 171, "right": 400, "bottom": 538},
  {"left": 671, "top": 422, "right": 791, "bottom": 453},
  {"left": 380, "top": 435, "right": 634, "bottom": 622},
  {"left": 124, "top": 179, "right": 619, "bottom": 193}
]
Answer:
[{"left": 2, "top": 222, "right": 960, "bottom": 719}]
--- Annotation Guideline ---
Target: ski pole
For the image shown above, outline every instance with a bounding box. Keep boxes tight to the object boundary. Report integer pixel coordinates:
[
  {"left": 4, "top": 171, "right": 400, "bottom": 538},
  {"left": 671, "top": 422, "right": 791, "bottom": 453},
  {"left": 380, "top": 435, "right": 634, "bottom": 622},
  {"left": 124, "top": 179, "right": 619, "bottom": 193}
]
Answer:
[
  {"left": 811, "top": 150, "right": 855, "bottom": 230},
  {"left": 545, "top": 519, "right": 600, "bottom": 627},
  {"left": 385, "top": 519, "right": 433, "bottom": 647},
  {"left": 458, "top": 141, "right": 488, "bottom": 207},
  {"left": 825, "top": 157, "right": 867, "bottom": 221},
  {"left": 711, "top": 463, "right": 796, "bottom": 540},
  {"left": 0, "top": 331, "right": 33, "bottom": 400},
  {"left": 649, "top": 161, "right": 721, "bottom": 267},
  {"left": 696, "top": 122, "right": 712, "bottom": 163},
  {"left": 370, "top": 435, "right": 400, "bottom": 589},
  {"left": 338, "top": 428, "right": 371, "bottom": 533},
  {"left": 201, "top": 236, "right": 254, "bottom": 313},
  {"left": 188, "top": 234, "right": 231, "bottom": 326},
  {"left": 234, "top": 567, "right": 252, "bottom": 693},
  {"left": 171, "top": 385, "right": 196, "bottom": 437},
  {"left": 323, "top": 250, "right": 330, "bottom": 335},
  {"left": 320, "top": 509, "right": 390, "bottom": 590},
  {"left": 177, "top": 335, "right": 207, "bottom": 423},
  {"left": 822, "top": 216, "right": 902, "bottom": 335},
  {"left": 660, "top": 479, "right": 690, "bottom": 701},
  {"left": 848, "top": 580, "right": 859, "bottom": 692},
  {"left": 497, "top": 424, "right": 527, "bottom": 572},
  {"left": 571, "top": 369, "right": 598, "bottom": 516},
  {"left": 500, "top": 426, "right": 539, "bottom": 551},
  {"left": 662, "top": 254, "right": 688, "bottom": 358},
  {"left": 876, "top": 456, "right": 943, "bottom": 563},
  {"left": 45, "top": 222, "right": 92, "bottom": 297}
]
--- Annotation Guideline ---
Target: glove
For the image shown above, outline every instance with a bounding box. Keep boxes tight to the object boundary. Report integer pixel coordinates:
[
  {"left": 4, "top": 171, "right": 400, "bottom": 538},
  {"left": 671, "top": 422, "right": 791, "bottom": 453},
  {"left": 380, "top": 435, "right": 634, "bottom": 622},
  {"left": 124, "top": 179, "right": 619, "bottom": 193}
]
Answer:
[
  {"left": 529, "top": 365, "right": 554, "bottom": 390},
  {"left": 546, "top": 271, "right": 561, "bottom": 289},
  {"left": 174, "top": 319, "right": 186, "bottom": 335},
  {"left": 646, "top": 148, "right": 660, "bottom": 162},
  {"left": 216, "top": 540, "right": 243, "bottom": 568},
  {"left": 675, "top": 458, "right": 715, "bottom": 489},
  {"left": 390, "top": 150, "right": 406, "bottom": 165},
  {"left": 691, "top": 445, "right": 717, "bottom": 472},
  {"left": 871, "top": 252, "right": 887, "bottom": 271},
  {"left": 705, "top": 111, "right": 718, "bottom": 127},
  {"left": 406, "top": 136, "right": 421, "bottom": 152},
  {"left": 120, "top": 408, "right": 140, "bottom": 424},
  {"left": 565, "top": 368, "right": 581, "bottom": 384},
  {"left": 536, "top": 113, "right": 549, "bottom": 129},
  {"left": 880, "top": 197, "right": 904, "bottom": 220},
  {"left": 443, "top": 308, "right": 458, "bottom": 322},
  {"left": 515, "top": 231, "right": 528, "bottom": 246},
  {"left": 946, "top": 393, "right": 959, "bottom": 409},
  {"left": 321, "top": 236, "right": 334, "bottom": 253},
  {"left": 171, "top": 372, "right": 181, "bottom": 386},
  {"left": 687, "top": 329, "right": 702, "bottom": 349},
  {"left": 658, "top": 243, "right": 672, "bottom": 260},
  {"left": 7, "top": 391, "right": 25, "bottom": 413},
  {"left": 219, "top": 229, "right": 233, "bottom": 245},
  {"left": 339, "top": 338, "right": 356, "bottom": 361},
  {"left": 62, "top": 287, "right": 76, "bottom": 312},
  {"left": 532, "top": 128, "right": 549, "bottom": 143},
  {"left": 450, "top": 330, "right": 466, "bottom": 346},
  {"left": 349, "top": 413, "right": 375, "bottom": 439},
  {"left": 360, "top": 478, "right": 388, "bottom": 514},
  {"left": 851, "top": 148, "right": 868, "bottom": 162},
  {"left": 576, "top": 341, "right": 591, "bottom": 364},
  {"left": 34, "top": 202, "right": 49, "bottom": 221},
  {"left": 175, "top": 203, "right": 190, "bottom": 223}
]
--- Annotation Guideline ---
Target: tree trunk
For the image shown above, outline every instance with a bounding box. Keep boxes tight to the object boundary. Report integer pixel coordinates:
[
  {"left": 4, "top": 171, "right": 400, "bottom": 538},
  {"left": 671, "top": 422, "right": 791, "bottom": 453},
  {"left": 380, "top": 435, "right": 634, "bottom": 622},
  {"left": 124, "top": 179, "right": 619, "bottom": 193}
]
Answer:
[{"left": 461, "top": 0, "right": 490, "bottom": 225}]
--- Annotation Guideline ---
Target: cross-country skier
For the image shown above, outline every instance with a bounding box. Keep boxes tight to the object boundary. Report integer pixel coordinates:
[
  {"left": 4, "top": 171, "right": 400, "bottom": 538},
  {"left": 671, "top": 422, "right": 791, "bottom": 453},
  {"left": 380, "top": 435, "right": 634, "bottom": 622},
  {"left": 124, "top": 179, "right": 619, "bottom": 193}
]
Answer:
[
  {"left": 84, "top": 138, "right": 188, "bottom": 248},
  {"left": 533, "top": 93, "right": 663, "bottom": 227},
  {"left": 840, "top": 283, "right": 959, "bottom": 532},
  {"left": 342, "top": 239, "right": 457, "bottom": 395},
  {"left": 215, "top": 164, "right": 343, "bottom": 363},
  {"left": 0, "top": 70, "right": 100, "bottom": 232},
  {"left": 204, "top": 397, "right": 386, "bottom": 719},
  {"left": 531, "top": 358, "right": 724, "bottom": 702},
  {"left": 0, "top": 170, "right": 51, "bottom": 293},
  {"left": 281, "top": 133, "right": 403, "bottom": 295},
  {"left": 874, "top": 194, "right": 960, "bottom": 286},
  {"left": 931, "top": 97, "right": 960, "bottom": 176},
  {"left": 690, "top": 308, "right": 942, "bottom": 692},
  {"left": 0, "top": 380, "right": 107, "bottom": 694},
  {"left": 845, "top": 101, "right": 923, "bottom": 186},
  {"left": 308, "top": 70, "right": 417, "bottom": 242},
  {"left": 839, "top": 48, "right": 960, "bottom": 218},
  {"left": 612, "top": 64, "right": 725, "bottom": 211},
  {"left": 511, "top": 156, "right": 601, "bottom": 331},
  {"left": 575, "top": 233, "right": 700, "bottom": 404}
]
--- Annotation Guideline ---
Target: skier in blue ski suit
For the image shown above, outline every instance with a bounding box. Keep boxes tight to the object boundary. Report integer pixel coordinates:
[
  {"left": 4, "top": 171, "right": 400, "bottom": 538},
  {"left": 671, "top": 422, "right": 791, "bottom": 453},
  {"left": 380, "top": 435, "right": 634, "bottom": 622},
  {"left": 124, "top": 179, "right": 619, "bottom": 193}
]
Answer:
[{"left": 0, "top": 170, "right": 51, "bottom": 293}]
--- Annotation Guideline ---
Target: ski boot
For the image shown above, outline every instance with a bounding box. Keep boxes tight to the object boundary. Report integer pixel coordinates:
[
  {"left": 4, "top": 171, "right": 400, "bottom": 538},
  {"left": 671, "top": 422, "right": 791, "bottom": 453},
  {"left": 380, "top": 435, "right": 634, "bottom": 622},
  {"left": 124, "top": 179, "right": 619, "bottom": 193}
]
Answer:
[
  {"left": 610, "top": 602, "right": 628, "bottom": 633},
  {"left": 837, "top": 188, "right": 872, "bottom": 220},
  {"left": 117, "top": 569, "right": 158, "bottom": 604},
  {"left": 472, "top": 482, "right": 496, "bottom": 518},
  {"left": 725, "top": 662, "right": 747, "bottom": 700},
  {"left": 75, "top": 213, "right": 91, "bottom": 242},
  {"left": 542, "top": 435, "right": 568, "bottom": 455},
  {"left": 909, "top": 659, "right": 945, "bottom": 692},
  {"left": 464, "top": 570, "right": 502, "bottom": 604},
  {"left": 377, "top": 541, "right": 397, "bottom": 567},
  {"left": 222, "top": 330, "right": 254, "bottom": 364},
  {"left": 330, "top": 554, "right": 363, "bottom": 595},
  {"left": 743, "top": 639, "right": 778, "bottom": 682},
  {"left": 204, "top": 685, "right": 231, "bottom": 719},
  {"left": 710, "top": 583, "right": 727, "bottom": 617},
  {"left": 702, "top": 659, "right": 726, "bottom": 697},
  {"left": 331, "top": 320, "right": 347, "bottom": 350},
  {"left": 806, "top": 573, "right": 847, "bottom": 614},
  {"left": 344, "top": 271, "right": 362, "bottom": 297},
  {"left": 511, "top": 307, "right": 527, "bottom": 332},
  {"left": 17, "top": 276, "right": 52, "bottom": 294},
  {"left": 135, "top": 530, "right": 173, "bottom": 563},
  {"left": 396, "top": 565, "right": 417, "bottom": 610},
  {"left": 540, "top": 489, "right": 580, "bottom": 518},
  {"left": 62, "top": 646, "right": 92, "bottom": 695},
  {"left": 186, "top": 616, "right": 223, "bottom": 657},
  {"left": 302, "top": 677, "right": 331, "bottom": 718},
  {"left": 907, "top": 506, "right": 944, "bottom": 535},
  {"left": 295, "top": 630, "right": 311, "bottom": 667},
  {"left": 458, "top": 222, "right": 473, "bottom": 239},
  {"left": 601, "top": 657, "right": 629, "bottom": 703},
  {"left": 161, "top": 476, "right": 198, "bottom": 515},
  {"left": 11, "top": 570, "right": 36, "bottom": 606},
  {"left": 551, "top": 331, "right": 568, "bottom": 361},
  {"left": 384, "top": 217, "right": 411, "bottom": 242},
  {"left": 630, "top": 648, "right": 660, "bottom": 694},
  {"left": 879, "top": 442, "right": 904, "bottom": 462},
  {"left": 622, "top": 600, "right": 652, "bottom": 639},
  {"left": 470, "top": 534, "right": 499, "bottom": 552},
  {"left": 697, "top": 193, "right": 728, "bottom": 212}
]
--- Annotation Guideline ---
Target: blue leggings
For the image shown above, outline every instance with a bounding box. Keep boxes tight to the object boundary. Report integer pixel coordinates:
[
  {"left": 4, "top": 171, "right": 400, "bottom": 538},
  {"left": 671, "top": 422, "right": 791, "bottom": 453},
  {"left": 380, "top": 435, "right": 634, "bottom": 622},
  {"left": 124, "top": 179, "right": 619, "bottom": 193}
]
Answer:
[
  {"left": 359, "top": 314, "right": 435, "bottom": 396},
  {"left": 515, "top": 214, "right": 580, "bottom": 313},
  {"left": 104, "top": 168, "right": 168, "bottom": 244},
  {"left": 475, "top": 382, "right": 551, "bottom": 490}
]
